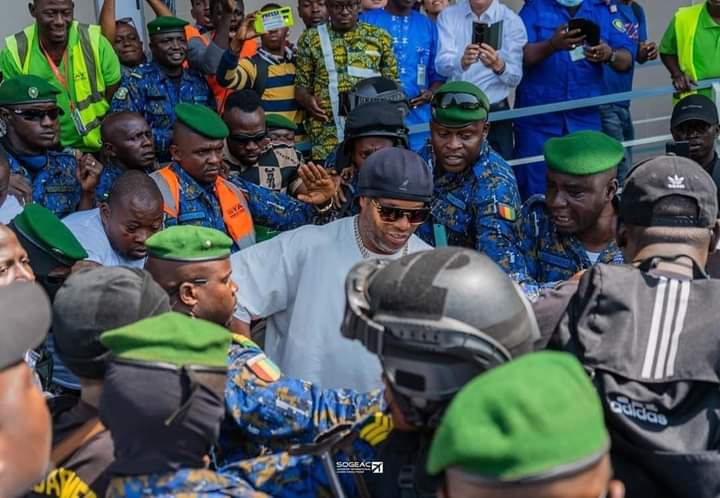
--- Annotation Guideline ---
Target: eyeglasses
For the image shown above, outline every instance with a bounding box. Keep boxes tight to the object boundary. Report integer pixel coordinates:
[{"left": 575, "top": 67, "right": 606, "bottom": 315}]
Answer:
[
  {"left": 431, "top": 92, "right": 485, "bottom": 111},
  {"left": 228, "top": 131, "right": 267, "bottom": 145},
  {"left": 168, "top": 278, "right": 208, "bottom": 296},
  {"left": 371, "top": 199, "right": 430, "bottom": 224},
  {"left": 329, "top": 1, "right": 359, "bottom": 12},
  {"left": 116, "top": 17, "right": 137, "bottom": 28},
  {"left": 12, "top": 108, "right": 63, "bottom": 121}
]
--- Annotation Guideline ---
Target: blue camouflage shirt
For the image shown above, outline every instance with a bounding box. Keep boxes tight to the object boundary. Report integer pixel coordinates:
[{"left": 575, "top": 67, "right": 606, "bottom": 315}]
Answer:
[
  {"left": 110, "top": 62, "right": 214, "bottom": 162},
  {"left": 221, "top": 411, "right": 393, "bottom": 498},
  {"left": 6, "top": 148, "right": 81, "bottom": 219},
  {"left": 509, "top": 194, "right": 625, "bottom": 300},
  {"left": 105, "top": 469, "right": 269, "bottom": 498},
  {"left": 417, "top": 142, "right": 524, "bottom": 274},
  {"left": 220, "top": 335, "right": 384, "bottom": 464}
]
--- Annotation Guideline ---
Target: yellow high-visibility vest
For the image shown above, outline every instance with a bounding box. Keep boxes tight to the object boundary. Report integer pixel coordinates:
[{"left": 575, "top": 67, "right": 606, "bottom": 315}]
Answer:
[
  {"left": 674, "top": 3, "right": 705, "bottom": 100},
  {"left": 4, "top": 22, "right": 109, "bottom": 150}
]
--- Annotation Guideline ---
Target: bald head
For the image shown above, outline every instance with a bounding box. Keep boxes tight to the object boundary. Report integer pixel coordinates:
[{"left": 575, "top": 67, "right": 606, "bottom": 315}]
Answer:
[
  {"left": 102, "top": 112, "right": 156, "bottom": 171},
  {"left": 101, "top": 171, "right": 164, "bottom": 260}
]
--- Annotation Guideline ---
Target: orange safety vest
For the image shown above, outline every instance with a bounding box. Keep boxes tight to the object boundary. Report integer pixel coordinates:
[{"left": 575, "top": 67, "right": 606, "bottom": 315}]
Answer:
[
  {"left": 152, "top": 166, "right": 256, "bottom": 249},
  {"left": 184, "top": 26, "right": 258, "bottom": 113}
]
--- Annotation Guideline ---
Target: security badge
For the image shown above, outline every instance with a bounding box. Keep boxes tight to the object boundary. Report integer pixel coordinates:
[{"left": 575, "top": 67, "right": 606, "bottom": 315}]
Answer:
[
  {"left": 114, "top": 87, "right": 129, "bottom": 100},
  {"left": 28, "top": 86, "right": 39, "bottom": 99}
]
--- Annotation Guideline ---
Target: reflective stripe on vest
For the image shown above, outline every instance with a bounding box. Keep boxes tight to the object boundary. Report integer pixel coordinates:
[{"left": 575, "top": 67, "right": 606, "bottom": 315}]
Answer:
[
  {"left": 4, "top": 22, "right": 109, "bottom": 150},
  {"left": 675, "top": 3, "right": 704, "bottom": 100},
  {"left": 151, "top": 167, "right": 256, "bottom": 249},
  {"left": 317, "top": 24, "right": 345, "bottom": 142}
]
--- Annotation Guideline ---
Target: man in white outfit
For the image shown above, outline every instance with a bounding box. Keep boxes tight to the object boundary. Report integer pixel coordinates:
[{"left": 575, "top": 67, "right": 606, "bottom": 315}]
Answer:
[{"left": 231, "top": 147, "right": 433, "bottom": 391}]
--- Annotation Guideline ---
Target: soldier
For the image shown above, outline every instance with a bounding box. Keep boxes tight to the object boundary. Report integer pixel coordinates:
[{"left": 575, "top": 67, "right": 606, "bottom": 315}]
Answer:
[
  {"left": 0, "top": 282, "right": 52, "bottom": 498},
  {"left": 510, "top": 130, "right": 624, "bottom": 300},
  {"left": 29, "top": 267, "right": 171, "bottom": 498},
  {"left": 150, "top": 103, "right": 336, "bottom": 251},
  {"left": 143, "top": 225, "right": 384, "bottom": 463},
  {"left": 62, "top": 171, "right": 164, "bottom": 267},
  {"left": 9, "top": 203, "right": 88, "bottom": 394},
  {"left": 427, "top": 351, "right": 625, "bottom": 498},
  {"left": 0, "top": 75, "right": 103, "bottom": 218},
  {"left": 99, "top": 313, "right": 270, "bottom": 497},
  {"left": 553, "top": 155, "right": 720, "bottom": 498},
  {"left": 416, "top": 81, "right": 522, "bottom": 274},
  {"left": 95, "top": 112, "right": 158, "bottom": 201},
  {"left": 111, "top": 16, "right": 214, "bottom": 163},
  {"left": 223, "top": 247, "right": 539, "bottom": 497}
]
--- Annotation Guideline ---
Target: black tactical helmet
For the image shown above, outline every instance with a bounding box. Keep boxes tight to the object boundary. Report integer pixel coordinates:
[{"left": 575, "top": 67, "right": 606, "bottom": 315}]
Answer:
[
  {"left": 343, "top": 102, "right": 409, "bottom": 152},
  {"left": 342, "top": 76, "right": 409, "bottom": 118},
  {"left": 342, "top": 248, "right": 540, "bottom": 427}
]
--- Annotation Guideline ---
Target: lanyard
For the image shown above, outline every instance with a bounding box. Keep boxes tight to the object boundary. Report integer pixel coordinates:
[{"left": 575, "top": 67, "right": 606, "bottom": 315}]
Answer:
[{"left": 40, "top": 42, "right": 74, "bottom": 110}]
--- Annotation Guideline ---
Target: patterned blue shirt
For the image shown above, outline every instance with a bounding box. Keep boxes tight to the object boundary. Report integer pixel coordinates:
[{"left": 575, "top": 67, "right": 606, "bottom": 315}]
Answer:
[
  {"left": 417, "top": 142, "right": 524, "bottom": 275},
  {"left": 110, "top": 62, "right": 214, "bottom": 162},
  {"left": 5, "top": 147, "right": 81, "bottom": 219},
  {"left": 509, "top": 194, "right": 625, "bottom": 300},
  {"left": 105, "top": 469, "right": 269, "bottom": 498}
]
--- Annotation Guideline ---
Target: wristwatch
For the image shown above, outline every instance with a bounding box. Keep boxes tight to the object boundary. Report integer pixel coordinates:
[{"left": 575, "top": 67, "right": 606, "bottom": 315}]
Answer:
[{"left": 607, "top": 49, "right": 617, "bottom": 64}]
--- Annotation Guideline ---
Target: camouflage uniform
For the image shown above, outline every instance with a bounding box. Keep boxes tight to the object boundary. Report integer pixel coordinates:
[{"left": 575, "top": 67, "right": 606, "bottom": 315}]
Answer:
[
  {"left": 295, "top": 22, "right": 398, "bottom": 161},
  {"left": 220, "top": 335, "right": 385, "bottom": 463},
  {"left": 5, "top": 147, "right": 81, "bottom": 219},
  {"left": 161, "top": 163, "right": 320, "bottom": 243},
  {"left": 509, "top": 194, "right": 625, "bottom": 300},
  {"left": 416, "top": 142, "right": 524, "bottom": 275},
  {"left": 110, "top": 62, "right": 214, "bottom": 162},
  {"left": 105, "top": 469, "right": 270, "bottom": 498},
  {"left": 222, "top": 411, "right": 438, "bottom": 498}
]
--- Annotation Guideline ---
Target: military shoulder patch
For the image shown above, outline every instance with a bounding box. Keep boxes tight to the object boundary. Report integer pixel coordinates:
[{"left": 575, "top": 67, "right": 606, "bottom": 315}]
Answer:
[
  {"left": 114, "top": 87, "right": 129, "bottom": 100},
  {"left": 358, "top": 412, "right": 393, "bottom": 447},
  {"left": 496, "top": 203, "right": 517, "bottom": 221},
  {"left": 246, "top": 352, "right": 282, "bottom": 383}
]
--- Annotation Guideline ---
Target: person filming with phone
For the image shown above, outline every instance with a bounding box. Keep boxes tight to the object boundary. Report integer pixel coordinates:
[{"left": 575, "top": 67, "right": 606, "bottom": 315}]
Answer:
[{"left": 435, "top": 0, "right": 527, "bottom": 160}]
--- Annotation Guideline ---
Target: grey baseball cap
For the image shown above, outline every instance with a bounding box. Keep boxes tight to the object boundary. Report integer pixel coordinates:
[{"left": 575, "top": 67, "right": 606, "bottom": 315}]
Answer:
[
  {"left": 621, "top": 155, "right": 718, "bottom": 228},
  {"left": 358, "top": 147, "right": 433, "bottom": 203},
  {"left": 0, "top": 282, "right": 50, "bottom": 370}
]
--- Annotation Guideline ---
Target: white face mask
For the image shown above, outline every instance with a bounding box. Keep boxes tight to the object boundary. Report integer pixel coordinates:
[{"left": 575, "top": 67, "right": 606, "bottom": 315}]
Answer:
[{"left": 556, "top": 0, "right": 584, "bottom": 7}]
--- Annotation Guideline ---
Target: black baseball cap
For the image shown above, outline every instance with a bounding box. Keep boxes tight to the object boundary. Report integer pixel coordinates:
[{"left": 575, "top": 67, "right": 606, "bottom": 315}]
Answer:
[
  {"left": 52, "top": 267, "right": 171, "bottom": 379},
  {"left": 0, "top": 282, "right": 50, "bottom": 370},
  {"left": 621, "top": 155, "right": 718, "bottom": 228},
  {"left": 670, "top": 94, "right": 719, "bottom": 129},
  {"left": 358, "top": 147, "right": 433, "bottom": 203}
]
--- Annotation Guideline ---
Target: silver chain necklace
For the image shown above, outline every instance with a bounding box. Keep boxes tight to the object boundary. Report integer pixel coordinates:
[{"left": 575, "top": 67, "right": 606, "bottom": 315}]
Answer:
[{"left": 354, "top": 216, "right": 409, "bottom": 259}]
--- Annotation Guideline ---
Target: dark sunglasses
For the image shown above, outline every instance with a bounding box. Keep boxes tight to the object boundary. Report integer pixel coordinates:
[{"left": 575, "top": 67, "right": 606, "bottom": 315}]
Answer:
[
  {"left": 228, "top": 131, "right": 267, "bottom": 144},
  {"left": 168, "top": 278, "right": 209, "bottom": 296},
  {"left": 330, "top": 1, "right": 360, "bottom": 11},
  {"left": 12, "top": 108, "right": 64, "bottom": 121},
  {"left": 431, "top": 92, "right": 484, "bottom": 111},
  {"left": 372, "top": 199, "right": 430, "bottom": 225}
]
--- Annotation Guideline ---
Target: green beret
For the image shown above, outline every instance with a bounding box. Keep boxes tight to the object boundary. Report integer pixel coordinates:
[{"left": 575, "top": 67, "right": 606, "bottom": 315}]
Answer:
[
  {"left": 175, "top": 103, "right": 229, "bottom": 139},
  {"left": 427, "top": 351, "right": 609, "bottom": 481},
  {"left": 545, "top": 131, "right": 624, "bottom": 176},
  {"left": 0, "top": 75, "right": 60, "bottom": 106},
  {"left": 147, "top": 16, "right": 189, "bottom": 36},
  {"left": 13, "top": 203, "right": 87, "bottom": 264},
  {"left": 100, "top": 312, "right": 230, "bottom": 369},
  {"left": 431, "top": 81, "right": 490, "bottom": 127},
  {"left": 145, "top": 226, "right": 233, "bottom": 262},
  {"left": 265, "top": 114, "right": 298, "bottom": 132}
]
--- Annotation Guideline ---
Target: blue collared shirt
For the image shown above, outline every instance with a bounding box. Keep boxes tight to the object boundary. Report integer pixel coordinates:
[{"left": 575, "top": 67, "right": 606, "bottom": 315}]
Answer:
[
  {"left": 604, "top": 1, "right": 647, "bottom": 107},
  {"left": 435, "top": 0, "right": 527, "bottom": 104},
  {"left": 361, "top": 8, "right": 445, "bottom": 151}
]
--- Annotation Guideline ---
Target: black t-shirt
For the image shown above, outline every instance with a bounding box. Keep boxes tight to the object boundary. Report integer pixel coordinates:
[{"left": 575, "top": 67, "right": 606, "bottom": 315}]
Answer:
[{"left": 27, "top": 400, "right": 114, "bottom": 498}]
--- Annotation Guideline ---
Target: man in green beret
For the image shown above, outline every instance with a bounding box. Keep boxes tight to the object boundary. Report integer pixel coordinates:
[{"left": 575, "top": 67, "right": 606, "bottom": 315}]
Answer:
[
  {"left": 0, "top": 0, "right": 121, "bottom": 152},
  {"left": 416, "top": 80, "right": 524, "bottom": 277},
  {"left": 427, "top": 351, "right": 625, "bottom": 498},
  {"left": 0, "top": 75, "right": 105, "bottom": 219},
  {"left": 510, "top": 130, "right": 624, "bottom": 301},
  {"left": 150, "top": 102, "right": 337, "bottom": 251},
  {"left": 110, "top": 16, "right": 214, "bottom": 163},
  {"left": 99, "top": 312, "right": 270, "bottom": 497},
  {"left": 143, "top": 224, "right": 384, "bottom": 463}
]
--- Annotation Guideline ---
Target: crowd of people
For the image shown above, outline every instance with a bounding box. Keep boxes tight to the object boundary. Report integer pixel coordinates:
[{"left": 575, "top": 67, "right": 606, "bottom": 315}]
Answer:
[{"left": 1, "top": 0, "right": 720, "bottom": 496}]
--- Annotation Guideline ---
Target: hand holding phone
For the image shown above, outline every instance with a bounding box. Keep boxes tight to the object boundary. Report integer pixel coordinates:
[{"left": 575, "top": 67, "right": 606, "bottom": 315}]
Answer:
[{"left": 666, "top": 140, "right": 691, "bottom": 159}]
